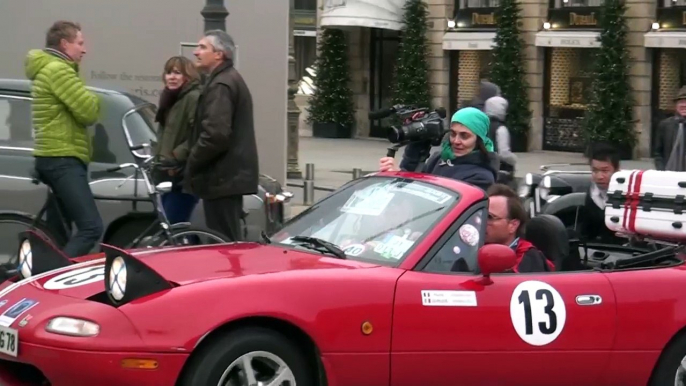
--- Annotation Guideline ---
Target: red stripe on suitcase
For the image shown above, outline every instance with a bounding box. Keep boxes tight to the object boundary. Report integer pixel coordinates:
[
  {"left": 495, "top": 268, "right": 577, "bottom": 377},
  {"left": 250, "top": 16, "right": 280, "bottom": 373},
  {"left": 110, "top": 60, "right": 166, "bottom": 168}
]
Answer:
[
  {"left": 628, "top": 170, "right": 645, "bottom": 233},
  {"left": 622, "top": 171, "right": 636, "bottom": 231}
]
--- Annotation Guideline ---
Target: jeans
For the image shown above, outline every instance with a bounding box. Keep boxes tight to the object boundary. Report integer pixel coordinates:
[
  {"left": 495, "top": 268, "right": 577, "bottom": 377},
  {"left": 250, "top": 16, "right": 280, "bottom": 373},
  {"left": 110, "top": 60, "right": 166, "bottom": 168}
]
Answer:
[
  {"left": 161, "top": 189, "right": 199, "bottom": 224},
  {"left": 34, "top": 157, "right": 104, "bottom": 258}
]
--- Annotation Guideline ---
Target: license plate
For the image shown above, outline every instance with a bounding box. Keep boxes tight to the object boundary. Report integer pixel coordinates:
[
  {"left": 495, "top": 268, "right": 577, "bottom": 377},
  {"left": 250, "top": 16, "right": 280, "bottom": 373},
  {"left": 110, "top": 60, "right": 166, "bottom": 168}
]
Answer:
[{"left": 0, "top": 325, "right": 18, "bottom": 357}]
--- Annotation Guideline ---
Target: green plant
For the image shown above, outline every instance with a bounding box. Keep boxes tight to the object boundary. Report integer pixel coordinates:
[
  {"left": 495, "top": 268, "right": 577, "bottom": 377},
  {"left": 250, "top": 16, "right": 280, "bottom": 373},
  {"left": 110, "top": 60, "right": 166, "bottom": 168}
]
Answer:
[
  {"left": 489, "top": 0, "right": 531, "bottom": 137},
  {"left": 392, "top": 0, "right": 432, "bottom": 108},
  {"left": 306, "top": 28, "right": 355, "bottom": 127},
  {"left": 583, "top": 0, "right": 635, "bottom": 149}
]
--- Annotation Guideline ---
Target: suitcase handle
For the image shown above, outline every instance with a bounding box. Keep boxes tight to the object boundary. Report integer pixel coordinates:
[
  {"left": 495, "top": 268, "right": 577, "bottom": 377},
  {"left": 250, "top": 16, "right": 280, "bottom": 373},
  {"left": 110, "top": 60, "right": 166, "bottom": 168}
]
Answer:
[{"left": 673, "top": 222, "right": 683, "bottom": 229}]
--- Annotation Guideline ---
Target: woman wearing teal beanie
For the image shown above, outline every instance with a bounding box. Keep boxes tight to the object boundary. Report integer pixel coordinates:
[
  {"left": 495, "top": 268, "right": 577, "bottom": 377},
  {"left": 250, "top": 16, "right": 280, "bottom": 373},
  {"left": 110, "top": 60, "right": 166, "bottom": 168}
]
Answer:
[{"left": 379, "top": 107, "right": 499, "bottom": 190}]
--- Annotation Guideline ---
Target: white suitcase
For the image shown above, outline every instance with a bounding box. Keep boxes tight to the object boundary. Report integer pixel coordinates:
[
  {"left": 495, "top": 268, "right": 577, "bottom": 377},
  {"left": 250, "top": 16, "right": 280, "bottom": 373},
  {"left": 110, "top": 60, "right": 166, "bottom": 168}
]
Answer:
[{"left": 605, "top": 169, "right": 686, "bottom": 241}]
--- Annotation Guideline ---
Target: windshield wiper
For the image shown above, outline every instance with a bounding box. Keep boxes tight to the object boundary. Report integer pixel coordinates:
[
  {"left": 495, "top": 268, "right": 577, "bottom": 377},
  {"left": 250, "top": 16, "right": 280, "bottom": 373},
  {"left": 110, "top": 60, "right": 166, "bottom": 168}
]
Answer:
[{"left": 289, "top": 236, "right": 347, "bottom": 259}]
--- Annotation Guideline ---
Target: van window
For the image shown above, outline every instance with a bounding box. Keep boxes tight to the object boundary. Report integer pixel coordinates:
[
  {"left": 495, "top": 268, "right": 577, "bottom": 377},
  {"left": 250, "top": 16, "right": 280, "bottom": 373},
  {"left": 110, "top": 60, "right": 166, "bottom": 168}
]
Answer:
[{"left": 0, "top": 96, "right": 34, "bottom": 148}]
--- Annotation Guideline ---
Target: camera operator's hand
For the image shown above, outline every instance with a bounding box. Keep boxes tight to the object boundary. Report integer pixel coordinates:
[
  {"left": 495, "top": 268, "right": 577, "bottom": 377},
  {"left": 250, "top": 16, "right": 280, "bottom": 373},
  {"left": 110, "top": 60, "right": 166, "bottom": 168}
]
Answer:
[{"left": 379, "top": 157, "right": 397, "bottom": 172}]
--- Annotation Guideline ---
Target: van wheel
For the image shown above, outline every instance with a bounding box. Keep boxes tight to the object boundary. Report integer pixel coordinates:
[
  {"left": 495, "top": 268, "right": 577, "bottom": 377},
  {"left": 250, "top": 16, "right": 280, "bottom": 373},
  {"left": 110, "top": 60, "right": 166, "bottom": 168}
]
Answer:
[
  {"left": 650, "top": 333, "right": 686, "bottom": 386},
  {"left": 180, "top": 327, "right": 314, "bottom": 386}
]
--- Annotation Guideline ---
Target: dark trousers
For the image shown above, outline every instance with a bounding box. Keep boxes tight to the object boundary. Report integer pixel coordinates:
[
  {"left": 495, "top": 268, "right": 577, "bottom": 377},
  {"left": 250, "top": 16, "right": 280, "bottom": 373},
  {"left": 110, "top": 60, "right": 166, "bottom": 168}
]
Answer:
[
  {"left": 161, "top": 189, "right": 199, "bottom": 224},
  {"left": 34, "top": 157, "right": 104, "bottom": 257},
  {"left": 204, "top": 195, "right": 244, "bottom": 241}
]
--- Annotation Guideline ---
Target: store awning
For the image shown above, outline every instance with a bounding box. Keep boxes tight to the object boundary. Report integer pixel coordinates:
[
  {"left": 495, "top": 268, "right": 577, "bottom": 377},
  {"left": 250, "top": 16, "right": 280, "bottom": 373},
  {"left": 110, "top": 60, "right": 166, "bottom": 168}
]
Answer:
[
  {"left": 442, "top": 32, "right": 496, "bottom": 50},
  {"left": 535, "top": 31, "right": 600, "bottom": 48},
  {"left": 320, "top": 0, "right": 407, "bottom": 30},
  {"left": 644, "top": 31, "right": 686, "bottom": 48}
]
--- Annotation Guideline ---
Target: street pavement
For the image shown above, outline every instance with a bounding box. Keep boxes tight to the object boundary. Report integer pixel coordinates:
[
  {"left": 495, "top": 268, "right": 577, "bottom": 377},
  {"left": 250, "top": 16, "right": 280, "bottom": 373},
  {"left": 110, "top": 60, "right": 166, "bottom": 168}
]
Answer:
[{"left": 284, "top": 136, "right": 655, "bottom": 218}]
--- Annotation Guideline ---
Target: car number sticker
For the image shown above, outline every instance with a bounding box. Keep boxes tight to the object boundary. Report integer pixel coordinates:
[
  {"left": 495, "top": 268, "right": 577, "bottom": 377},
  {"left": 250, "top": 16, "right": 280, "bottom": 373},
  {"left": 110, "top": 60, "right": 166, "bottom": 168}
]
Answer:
[
  {"left": 42, "top": 265, "right": 106, "bottom": 290},
  {"left": 0, "top": 298, "right": 39, "bottom": 327},
  {"left": 373, "top": 235, "right": 414, "bottom": 260},
  {"left": 459, "top": 224, "right": 480, "bottom": 247},
  {"left": 510, "top": 281, "right": 566, "bottom": 346},
  {"left": 422, "top": 290, "right": 477, "bottom": 307},
  {"left": 342, "top": 244, "right": 366, "bottom": 256}
]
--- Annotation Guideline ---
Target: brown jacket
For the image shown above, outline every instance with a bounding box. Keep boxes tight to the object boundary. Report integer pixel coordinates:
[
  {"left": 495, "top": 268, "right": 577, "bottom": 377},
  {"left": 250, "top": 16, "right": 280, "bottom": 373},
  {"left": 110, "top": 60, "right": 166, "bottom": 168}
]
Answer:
[{"left": 184, "top": 59, "right": 259, "bottom": 199}]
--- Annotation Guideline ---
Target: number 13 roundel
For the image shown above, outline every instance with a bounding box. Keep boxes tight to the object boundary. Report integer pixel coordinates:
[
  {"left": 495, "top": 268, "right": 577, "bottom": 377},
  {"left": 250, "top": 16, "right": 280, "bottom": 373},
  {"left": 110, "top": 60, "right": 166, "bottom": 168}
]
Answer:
[{"left": 510, "top": 280, "right": 566, "bottom": 346}]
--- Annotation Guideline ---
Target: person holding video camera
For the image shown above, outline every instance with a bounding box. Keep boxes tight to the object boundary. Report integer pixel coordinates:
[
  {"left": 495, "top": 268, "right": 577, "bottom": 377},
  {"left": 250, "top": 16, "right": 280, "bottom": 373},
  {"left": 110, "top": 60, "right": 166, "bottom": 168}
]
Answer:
[{"left": 379, "top": 107, "right": 499, "bottom": 191}]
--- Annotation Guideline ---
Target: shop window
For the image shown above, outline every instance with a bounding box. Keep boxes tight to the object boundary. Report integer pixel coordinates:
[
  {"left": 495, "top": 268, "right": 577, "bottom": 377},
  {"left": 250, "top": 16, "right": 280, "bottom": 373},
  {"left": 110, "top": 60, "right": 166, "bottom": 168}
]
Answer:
[
  {"left": 295, "top": 36, "right": 317, "bottom": 85},
  {"left": 457, "top": 0, "right": 501, "bottom": 8},
  {"left": 662, "top": 0, "right": 686, "bottom": 7},
  {"left": 548, "top": 48, "right": 595, "bottom": 114},
  {"left": 456, "top": 51, "right": 495, "bottom": 108},
  {"left": 550, "top": 0, "right": 603, "bottom": 7},
  {"left": 658, "top": 49, "right": 686, "bottom": 111},
  {"left": 294, "top": 0, "right": 317, "bottom": 10}
]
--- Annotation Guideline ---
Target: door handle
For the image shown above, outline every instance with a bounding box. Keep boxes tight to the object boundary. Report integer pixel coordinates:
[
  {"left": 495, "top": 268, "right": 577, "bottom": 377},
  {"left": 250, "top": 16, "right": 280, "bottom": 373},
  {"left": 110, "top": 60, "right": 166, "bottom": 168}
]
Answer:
[{"left": 576, "top": 295, "right": 602, "bottom": 306}]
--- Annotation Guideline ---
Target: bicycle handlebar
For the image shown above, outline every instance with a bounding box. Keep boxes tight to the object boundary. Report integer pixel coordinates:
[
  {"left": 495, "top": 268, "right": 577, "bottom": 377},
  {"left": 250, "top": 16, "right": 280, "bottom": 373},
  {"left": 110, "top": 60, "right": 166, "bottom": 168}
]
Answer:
[{"left": 106, "top": 163, "right": 139, "bottom": 173}]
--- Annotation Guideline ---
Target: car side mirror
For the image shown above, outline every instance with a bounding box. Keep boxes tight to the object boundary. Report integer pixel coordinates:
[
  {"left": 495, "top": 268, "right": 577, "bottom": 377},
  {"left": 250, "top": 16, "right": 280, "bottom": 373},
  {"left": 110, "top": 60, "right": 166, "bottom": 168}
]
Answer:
[{"left": 478, "top": 244, "right": 517, "bottom": 284}]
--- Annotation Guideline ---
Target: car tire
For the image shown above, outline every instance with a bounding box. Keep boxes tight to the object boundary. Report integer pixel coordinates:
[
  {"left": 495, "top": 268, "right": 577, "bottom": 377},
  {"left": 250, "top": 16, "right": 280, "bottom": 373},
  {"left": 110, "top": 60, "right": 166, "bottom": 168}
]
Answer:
[
  {"left": 179, "top": 327, "right": 315, "bottom": 386},
  {"left": 650, "top": 332, "right": 686, "bottom": 386}
]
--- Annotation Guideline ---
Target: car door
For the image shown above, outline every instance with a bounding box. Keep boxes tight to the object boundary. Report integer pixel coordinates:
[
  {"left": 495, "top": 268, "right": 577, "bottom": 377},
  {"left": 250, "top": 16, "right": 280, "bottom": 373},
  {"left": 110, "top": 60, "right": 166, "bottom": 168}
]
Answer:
[{"left": 390, "top": 202, "right": 617, "bottom": 386}]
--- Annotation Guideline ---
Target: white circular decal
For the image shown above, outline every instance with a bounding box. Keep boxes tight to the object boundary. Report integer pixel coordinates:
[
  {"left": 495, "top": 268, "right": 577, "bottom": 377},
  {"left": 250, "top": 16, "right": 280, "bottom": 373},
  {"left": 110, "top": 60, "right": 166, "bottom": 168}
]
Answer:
[
  {"left": 510, "top": 280, "right": 566, "bottom": 346},
  {"left": 42, "top": 265, "right": 106, "bottom": 290},
  {"left": 459, "top": 224, "right": 480, "bottom": 247},
  {"left": 343, "top": 244, "right": 366, "bottom": 256}
]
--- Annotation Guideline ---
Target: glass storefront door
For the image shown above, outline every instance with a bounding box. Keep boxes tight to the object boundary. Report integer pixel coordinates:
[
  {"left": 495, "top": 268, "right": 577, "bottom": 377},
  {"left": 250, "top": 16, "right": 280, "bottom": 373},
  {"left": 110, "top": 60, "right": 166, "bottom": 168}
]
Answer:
[{"left": 369, "top": 28, "right": 400, "bottom": 139}]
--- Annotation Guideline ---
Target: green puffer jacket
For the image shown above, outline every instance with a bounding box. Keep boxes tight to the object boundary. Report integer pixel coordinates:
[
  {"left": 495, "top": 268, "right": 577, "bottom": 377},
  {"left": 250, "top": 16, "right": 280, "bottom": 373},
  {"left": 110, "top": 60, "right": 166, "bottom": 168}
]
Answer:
[{"left": 25, "top": 49, "right": 100, "bottom": 164}]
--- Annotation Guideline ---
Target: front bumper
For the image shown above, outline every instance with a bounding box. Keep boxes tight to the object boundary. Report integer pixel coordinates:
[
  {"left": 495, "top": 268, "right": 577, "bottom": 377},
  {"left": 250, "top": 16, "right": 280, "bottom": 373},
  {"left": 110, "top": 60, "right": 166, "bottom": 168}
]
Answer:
[{"left": 0, "top": 343, "right": 188, "bottom": 386}]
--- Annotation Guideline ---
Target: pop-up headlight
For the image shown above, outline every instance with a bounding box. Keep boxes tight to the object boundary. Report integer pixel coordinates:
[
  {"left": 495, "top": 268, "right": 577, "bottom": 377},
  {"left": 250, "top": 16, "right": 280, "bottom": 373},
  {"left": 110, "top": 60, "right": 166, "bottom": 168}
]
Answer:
[
  {"left": 17, "top": 230, "right": 73, "bottom": 279},
  {"left": 102, "top": 244, "right": 173, "bottom": 306},
  {"left": 46, "top": 317, "right": 100, "bottom": 337}
]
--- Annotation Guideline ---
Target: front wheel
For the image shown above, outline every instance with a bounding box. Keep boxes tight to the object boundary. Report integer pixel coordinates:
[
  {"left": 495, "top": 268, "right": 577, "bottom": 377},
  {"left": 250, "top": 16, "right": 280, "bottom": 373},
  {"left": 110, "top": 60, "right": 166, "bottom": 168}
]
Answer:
[
  {"left": 138, "top": 224, "right": 231, "bottom": 247},
  {"left": 179, "top": 327, "right": 314, "bottom": 386}
]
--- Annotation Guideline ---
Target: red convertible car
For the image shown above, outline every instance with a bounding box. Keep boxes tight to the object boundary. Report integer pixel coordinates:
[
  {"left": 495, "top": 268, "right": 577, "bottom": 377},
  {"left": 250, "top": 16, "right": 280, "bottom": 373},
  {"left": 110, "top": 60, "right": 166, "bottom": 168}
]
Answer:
[{"left": 0, "top": 171, "right": 684, "bottom": 386}]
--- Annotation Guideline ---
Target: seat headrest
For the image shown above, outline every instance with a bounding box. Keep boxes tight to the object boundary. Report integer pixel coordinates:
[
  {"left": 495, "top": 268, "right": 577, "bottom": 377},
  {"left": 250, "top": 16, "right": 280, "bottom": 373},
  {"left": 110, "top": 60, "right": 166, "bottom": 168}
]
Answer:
[{"left": 524, "top": 214, "right": 569, "bottom": 269}]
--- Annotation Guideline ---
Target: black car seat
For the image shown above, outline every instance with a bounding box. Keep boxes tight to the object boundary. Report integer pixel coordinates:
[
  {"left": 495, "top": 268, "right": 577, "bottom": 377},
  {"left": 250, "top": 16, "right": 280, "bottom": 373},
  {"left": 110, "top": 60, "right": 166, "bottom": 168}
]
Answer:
[{"left": 524, "top": 214, "right": 570, "bottom": 271}]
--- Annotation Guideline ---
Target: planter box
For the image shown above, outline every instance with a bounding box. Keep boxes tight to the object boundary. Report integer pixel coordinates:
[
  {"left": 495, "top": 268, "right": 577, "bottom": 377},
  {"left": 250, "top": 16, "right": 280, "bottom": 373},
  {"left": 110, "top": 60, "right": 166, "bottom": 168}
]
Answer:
[{"left": 313, "top": 122, "right": 352, "bottom": 138}]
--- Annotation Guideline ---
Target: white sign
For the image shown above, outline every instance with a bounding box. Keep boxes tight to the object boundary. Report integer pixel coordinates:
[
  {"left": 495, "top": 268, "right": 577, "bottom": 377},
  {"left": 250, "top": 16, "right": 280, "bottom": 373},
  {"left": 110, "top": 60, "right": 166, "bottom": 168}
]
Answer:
[
  {"left": 421, "top": 290, "right": 478, "bottom": 307},
  {"left": 535, "top": 32, "right": 600, "bottom": 48},
  {"left": 442, "top": 32, "right": 496, "bottom": 51},
  {"left": 321, "top": 0, "right": 406, "bottom": 30},
  {"left": 42, "top": 265, "right": 106, "bottom": 290},
  {"left": 343, "top": 244, "right": 366, "bottom": 256},
  {"left": 510, "top": 281, "right": 566, "bottom": 346}
]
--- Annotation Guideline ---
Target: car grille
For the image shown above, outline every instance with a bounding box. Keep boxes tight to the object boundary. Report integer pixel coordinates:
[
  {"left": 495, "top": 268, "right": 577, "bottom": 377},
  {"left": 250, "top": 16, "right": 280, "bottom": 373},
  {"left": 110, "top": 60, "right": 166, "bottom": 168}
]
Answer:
[{"left": 0, "top": 359, "right": 50, "bottom": 385}]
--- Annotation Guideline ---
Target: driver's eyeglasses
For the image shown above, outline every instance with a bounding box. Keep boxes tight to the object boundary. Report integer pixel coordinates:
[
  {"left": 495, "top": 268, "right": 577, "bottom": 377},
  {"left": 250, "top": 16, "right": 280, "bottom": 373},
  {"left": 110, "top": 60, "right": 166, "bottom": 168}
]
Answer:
[{"left": 488, "top": 213, "right": 508, "bottom": 222}]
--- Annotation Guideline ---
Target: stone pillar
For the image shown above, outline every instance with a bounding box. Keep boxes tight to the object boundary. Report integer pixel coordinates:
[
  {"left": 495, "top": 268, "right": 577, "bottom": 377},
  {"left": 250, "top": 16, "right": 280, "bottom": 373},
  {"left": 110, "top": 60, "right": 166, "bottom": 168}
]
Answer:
[
  {"left": 288, "top": 0, "right": 303, "bottom": 179},
  {"left": 427, "top": 0, "right": 452, "bottom": 111},
  {"left": 520, "top": 0, "right": 547, "bottom": 151},
  {"left": 201, "top": 0, "right": 229, "bottom": 32},
  {"left": 625, "top": 0, "right": 656, "bottom": 158}
]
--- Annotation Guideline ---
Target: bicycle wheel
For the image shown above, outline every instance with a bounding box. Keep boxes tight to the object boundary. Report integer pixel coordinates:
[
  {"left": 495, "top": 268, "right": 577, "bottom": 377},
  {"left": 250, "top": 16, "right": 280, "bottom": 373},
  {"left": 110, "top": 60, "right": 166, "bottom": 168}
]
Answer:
[
  {"left": 141, "top": 225, "right": 231, "bottom": 247},
  {"left": 0, "top": 212, "right": 67, "bottom": 265}
]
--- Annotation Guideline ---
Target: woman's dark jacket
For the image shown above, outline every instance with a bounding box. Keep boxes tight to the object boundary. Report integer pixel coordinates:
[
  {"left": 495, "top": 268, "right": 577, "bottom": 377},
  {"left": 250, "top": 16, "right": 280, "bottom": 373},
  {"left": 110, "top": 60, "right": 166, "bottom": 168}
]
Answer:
[{"left": 399, "top": 141, "right": 498, "bottom": 191}]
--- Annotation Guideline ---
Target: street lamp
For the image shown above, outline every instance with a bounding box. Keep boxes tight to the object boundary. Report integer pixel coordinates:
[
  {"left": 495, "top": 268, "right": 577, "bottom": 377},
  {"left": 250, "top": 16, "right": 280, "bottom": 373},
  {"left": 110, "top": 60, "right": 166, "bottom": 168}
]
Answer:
[
  {"left": 287, "top": 0, "right": 303, "bottom": 179},
  {"left": 201, "top": 0, "right": 229, "bottom": 32}
]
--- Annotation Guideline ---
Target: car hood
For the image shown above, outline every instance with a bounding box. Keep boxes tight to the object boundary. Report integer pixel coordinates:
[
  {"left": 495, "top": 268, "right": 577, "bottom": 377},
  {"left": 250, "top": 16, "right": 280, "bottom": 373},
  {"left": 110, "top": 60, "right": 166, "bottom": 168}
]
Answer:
[{"left": 19, "top": 243, "right": 380, "bottom": 300}]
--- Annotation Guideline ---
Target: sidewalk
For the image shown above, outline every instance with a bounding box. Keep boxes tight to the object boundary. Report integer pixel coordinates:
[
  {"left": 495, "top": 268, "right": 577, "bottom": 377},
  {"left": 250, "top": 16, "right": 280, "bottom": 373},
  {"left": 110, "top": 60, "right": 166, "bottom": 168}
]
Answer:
[{"left": 285, "top": 137, "right": 654, "bottom": 218}]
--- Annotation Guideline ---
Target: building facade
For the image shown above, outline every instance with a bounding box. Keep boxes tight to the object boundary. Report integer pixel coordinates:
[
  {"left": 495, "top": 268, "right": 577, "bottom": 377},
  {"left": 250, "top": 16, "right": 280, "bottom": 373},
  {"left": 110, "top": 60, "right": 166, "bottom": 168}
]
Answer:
[{"left": 310, "top": 0, "right": 682, "bottom": 158}]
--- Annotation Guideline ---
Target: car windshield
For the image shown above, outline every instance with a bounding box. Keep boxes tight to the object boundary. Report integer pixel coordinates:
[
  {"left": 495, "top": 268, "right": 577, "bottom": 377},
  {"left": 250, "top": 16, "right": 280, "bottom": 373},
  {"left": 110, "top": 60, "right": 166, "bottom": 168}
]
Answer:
[
  {"left": 123, "top": 104, "right": 158, "bottom": 148},
  {"left": 271, "top": 177, "right": 459, "bottom": 266}
]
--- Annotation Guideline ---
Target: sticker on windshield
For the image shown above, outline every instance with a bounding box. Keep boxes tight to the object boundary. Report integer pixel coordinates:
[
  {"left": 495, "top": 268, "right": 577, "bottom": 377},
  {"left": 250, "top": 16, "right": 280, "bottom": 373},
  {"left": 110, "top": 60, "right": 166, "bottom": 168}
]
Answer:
[
  {"left": 373, "top": 235, "right": 414, "bottom": 260},
  {"left": 341, "top": 186, "right": 395, "bottom": 216},
  {"left": 390, "top": 184, "right": 452, "bottom": 205},
  {"left": 343, "top": 244, "right": 366, "bottom": 256},
  {"left": 459, "top": 224, "right": 480, "bottom": 247},
  {"left": 453, "top": 246, "right": 461, "bottom": 255},
  {"left": 510, "top": 281, "right": 566, "bottom": 346},
  {"left": 42, "top": 265, "right": 106, "bottom": 290}
]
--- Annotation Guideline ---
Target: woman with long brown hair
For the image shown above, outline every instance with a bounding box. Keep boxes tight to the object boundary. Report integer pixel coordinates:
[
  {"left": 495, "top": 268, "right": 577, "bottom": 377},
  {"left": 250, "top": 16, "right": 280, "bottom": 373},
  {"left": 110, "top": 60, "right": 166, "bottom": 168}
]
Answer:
[{"left": 154, "top": 55, "right": 202, "bottom": 224}]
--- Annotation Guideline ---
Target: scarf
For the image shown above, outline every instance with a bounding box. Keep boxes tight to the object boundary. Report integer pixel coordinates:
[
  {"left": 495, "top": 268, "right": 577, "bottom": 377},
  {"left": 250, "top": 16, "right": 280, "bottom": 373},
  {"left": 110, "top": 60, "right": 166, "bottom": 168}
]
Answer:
[{"left": 155, "top": 86, "right": 183, "bottom": 126}]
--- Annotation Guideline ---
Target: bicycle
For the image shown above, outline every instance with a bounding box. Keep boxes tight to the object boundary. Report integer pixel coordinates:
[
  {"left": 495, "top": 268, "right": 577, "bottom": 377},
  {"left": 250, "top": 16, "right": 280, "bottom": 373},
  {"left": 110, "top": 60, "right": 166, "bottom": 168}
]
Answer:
[{"left": 0, "top": 145, "right": 231, "bottom": 263}]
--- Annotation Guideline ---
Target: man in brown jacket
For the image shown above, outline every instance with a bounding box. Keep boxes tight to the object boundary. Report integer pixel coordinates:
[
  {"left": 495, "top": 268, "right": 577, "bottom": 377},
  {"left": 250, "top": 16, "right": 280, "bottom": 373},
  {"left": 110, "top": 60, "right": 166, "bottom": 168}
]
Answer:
[
  {"left": 653, "top": 86, "right": 686, "bottom": 171},
  {"left": 186, "top": 30, "right": 259, "bottom": 241}
]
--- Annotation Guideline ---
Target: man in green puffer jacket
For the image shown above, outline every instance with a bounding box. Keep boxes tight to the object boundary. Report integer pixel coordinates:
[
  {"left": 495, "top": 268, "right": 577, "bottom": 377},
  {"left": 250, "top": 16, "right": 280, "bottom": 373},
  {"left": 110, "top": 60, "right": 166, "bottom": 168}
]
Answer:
[{"left": 25, "top": 21, "right": 103, "bottom": 257}]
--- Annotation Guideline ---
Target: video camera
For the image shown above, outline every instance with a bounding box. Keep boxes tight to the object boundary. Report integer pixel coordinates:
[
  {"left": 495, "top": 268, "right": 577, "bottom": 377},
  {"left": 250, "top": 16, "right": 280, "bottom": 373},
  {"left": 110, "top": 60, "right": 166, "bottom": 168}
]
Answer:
[
  {"left": 369, "top": 105, "right": 448, "bottom": 144},
  {"left": 368, "top": 104, "right": 448, "bottom": 157}
]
